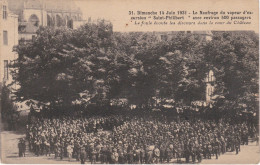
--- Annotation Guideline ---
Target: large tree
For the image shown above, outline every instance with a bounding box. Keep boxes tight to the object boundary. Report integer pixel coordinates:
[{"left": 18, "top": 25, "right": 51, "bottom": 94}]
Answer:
[
  {"left": 12, "top": 27, "right": 258, "bottom": 114},
  {"left": 204, "top": 31, "right": 259, "bottom": 114},
  {"left": 12, "top": 21, "right": 115, "bottom": 108}
]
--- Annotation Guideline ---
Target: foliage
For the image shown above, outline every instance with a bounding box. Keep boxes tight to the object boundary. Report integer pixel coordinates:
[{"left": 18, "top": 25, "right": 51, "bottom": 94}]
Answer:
[
  {"left": 1, "top": 86, "right": 19, "bottom": 123},
  {"left": 204, "top": 31, "right": 259, "bottom": 114},
  {"left": 11, "top": 26, "right": 259, "bottom": 116}
]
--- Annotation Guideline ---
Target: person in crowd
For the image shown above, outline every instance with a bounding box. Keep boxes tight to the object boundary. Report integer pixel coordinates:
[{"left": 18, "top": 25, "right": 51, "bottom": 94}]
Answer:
[
  {"left": 18, "top": 138, "right": 26, "bottom": 157},
  {"left": 80, "top": 147, "right": 87, "bottom": 164},
  {"left": 67, "top": 143, "right": 73, "bottom": 161},
  {"left": 153, "top": 145, "right": 160, "bottom": 164},
  {"left": 256, "top": 135, "right": 259, "bottom": 146}
]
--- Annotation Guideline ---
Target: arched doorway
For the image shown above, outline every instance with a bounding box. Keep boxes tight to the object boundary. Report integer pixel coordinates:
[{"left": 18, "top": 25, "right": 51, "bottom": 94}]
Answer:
[
  {"left": 29, "top": 14, "right": 39, "bottom": 26},
  {"left": 47, "top": 15, "right": 52, "bottom": 27},
  {"left": 72, "top": 15, "right": 77, "bottom": 21},
  {"left": 56, "top": 15, "right": 63, "bottom": 27},
  {"left": 65, "top": 16, "right": 72, "bottom": 28},
  {"left": 67, "top": 18, "right": 73, "bottom": 29}
]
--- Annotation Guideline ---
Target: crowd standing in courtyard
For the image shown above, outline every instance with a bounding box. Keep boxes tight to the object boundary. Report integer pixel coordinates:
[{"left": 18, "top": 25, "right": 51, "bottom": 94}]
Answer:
[{"left": 25, "top": 114, "right": 257, "bottom": 164}]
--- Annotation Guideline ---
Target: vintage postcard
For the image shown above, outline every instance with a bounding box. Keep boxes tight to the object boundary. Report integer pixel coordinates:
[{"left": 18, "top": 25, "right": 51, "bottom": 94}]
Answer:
[{"left": 0, "top": 0, "right": 259, "bottom": 164}]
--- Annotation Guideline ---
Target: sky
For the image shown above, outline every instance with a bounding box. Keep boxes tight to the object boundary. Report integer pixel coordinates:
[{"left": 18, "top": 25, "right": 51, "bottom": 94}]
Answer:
[{"left": 74, "top": 0, "right": 259, "bottom": 32}]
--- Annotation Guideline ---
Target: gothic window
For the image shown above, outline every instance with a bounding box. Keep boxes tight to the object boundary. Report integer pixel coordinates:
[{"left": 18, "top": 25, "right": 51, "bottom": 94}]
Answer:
[
  {"left": 32, "top": 35, "right": 36, "bottom": 41},
  {"left": 52, "top": 16, "right": 56, "bottom": 26},
  {"left": 67, "top": 19, "right": 73, "bottom": 29},
  {"left": 29, "top": 14, "right": 39, "bottom": 26},
  {"left": 47, "top": 15, "right": 52, "bottom": 27},
  {"left": 56, "top": 15, "right": 63, "bottom": 27},
  {"left": 3, "top": 5, "right": 7, "bottom": 19},
  {"left": 4, "top": 60, "right": 8, "bottom": 80},
  {"left": 62, "top": 17, "right": 66, "bottom": 26},
  {"left": 3, "top": 31, "right": 8, "bottom": 45}
]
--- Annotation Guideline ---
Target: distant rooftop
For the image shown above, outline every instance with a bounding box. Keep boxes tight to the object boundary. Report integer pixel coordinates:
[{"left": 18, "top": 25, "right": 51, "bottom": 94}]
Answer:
[{"left": 7, "top": 0, "right": 82, "bottom": 14}]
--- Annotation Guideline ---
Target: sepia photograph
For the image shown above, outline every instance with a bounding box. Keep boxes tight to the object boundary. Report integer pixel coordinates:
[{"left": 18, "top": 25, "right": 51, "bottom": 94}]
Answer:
[{"left": 0, "top": 0, "right": 259, "bottom": 164}]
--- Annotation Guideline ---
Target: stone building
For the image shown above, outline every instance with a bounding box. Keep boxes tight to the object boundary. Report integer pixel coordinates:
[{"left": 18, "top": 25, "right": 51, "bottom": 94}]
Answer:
[
  {"left": 0, "top": 0, "right": 85, "bottom": 111},
  {"left": 0, "top": 0, "right": 18, "bottom": 87},
  {"left": 6, "top": 0, "right": 85, "bottom": 43},
  {"left": 205, "top": 69, "right": 216, "bottom": 104}
]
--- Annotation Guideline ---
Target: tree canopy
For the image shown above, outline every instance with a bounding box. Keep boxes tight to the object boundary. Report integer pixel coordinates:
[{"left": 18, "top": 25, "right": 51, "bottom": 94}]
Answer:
[{"left": 11, "top": 24, "right": 259, "bottom": 115}]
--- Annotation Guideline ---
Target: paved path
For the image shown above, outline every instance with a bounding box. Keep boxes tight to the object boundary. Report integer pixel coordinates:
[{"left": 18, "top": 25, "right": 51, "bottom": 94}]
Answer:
[
  {"left": 201, "top": 142, "right": 260, "bottom": 164},
  {"left": 1, "top": 129, "right": 259, "bottom": 164}
]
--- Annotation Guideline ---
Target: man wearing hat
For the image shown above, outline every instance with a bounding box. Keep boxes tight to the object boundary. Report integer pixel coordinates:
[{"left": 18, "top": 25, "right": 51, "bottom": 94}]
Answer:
[
  {"left": 197, "top": 145, "right": 203, "bottom": 163},
  {"left": 44, "top": 140, "right": 50, "bottom": 156},
  {"left": 54, "top": 142, "right": 59, "bottom": 158},
  {"left": 117, "top": 145, "right": 124, "bottom": 164},
  {"left": 101, "top": 145, "right": 107, "bottom": 164},
  {"left": 95, "top": 142, "right": 101, "bottom": 162},
  {"left": 60, "top": 141, "right": 65, "bottom": 160},
  {"left": 154, "top": 145, "right": 160, "bottom": 164},
  {"left": 140, "top": 146, "right": 146, "bottom": 164},
  {"left": 213, "top": 141, "right": 219, "bottom": 159},
  {"left": 18, "top": 139, "right": 24, "bottom": 157},
  {"left": 184, "top": 144, "right": 190, "bottom": 163},
  {"left": 134, "top": 146, "right": 141, "bottom": 163},
  {"left": 159, "top": 144, "right": 166, "bottom": 163},
  {"left": 91, "top": 147, "right": 97, "bottom": 164},
  {"left": 67, "top": 143, "right": 73, "bottom": 161},
  {"left": 147, "top": 146, "right": 153, "bottom": 164},
  {"left": 166, "top": 144, "right": 173, "bottom": 163},
  {"left": 107, "top": 144, "right": 113, "bottom": 164},
  {"left": 235, "top": 138, "right": 240, "bottom": 155},
  {"left": 127, "top": 147, "right": 134, "bottom": 164},
  {"left": 35, "top": 139, "right": 40, "bottom": 156},
  {"left": 207, "top": 143, "right": 212, "bottom": 159},
  {"left": 21, "top": 138, "right": 26, "bottom": 157},
  {"left": 111, "top": 148, "right": 119, "bottom": 164},
  {"left": 74, "top": 141, "right": 80, "bottom": 161},
  {"left": 80, "top": 146, "right": 87, "bottom": 164}
]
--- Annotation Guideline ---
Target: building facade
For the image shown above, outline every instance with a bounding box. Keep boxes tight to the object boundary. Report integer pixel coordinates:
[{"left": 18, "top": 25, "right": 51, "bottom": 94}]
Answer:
[
  {"left": 205, "top": 69, "right": 216, "bottom": 104},
  {"left": 1, "top": 0, "right": 85, "bottom": 84},
  {"left": 6, "top": 0, "right": 85, "bottom": 43},
  {"left": 0, "top": 0, "right": 18, "bottom": 87}
]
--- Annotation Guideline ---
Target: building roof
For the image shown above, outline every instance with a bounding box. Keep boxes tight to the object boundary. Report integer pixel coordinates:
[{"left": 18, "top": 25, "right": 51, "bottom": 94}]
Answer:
[
  {"left": 192, "top": 31, "right": 213, "bottom": 36},
  {"left": 7, "top": 0, "right": 82, "bottom": 15}
]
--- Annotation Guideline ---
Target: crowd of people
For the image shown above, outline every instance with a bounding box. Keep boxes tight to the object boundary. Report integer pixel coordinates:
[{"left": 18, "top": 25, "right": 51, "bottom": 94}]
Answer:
[
  {"left": 26, "top": 115, "right": 126, "bottom": 156},
  {"left": 25, "top": 114, "right": 258, "bottom": 164}
]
